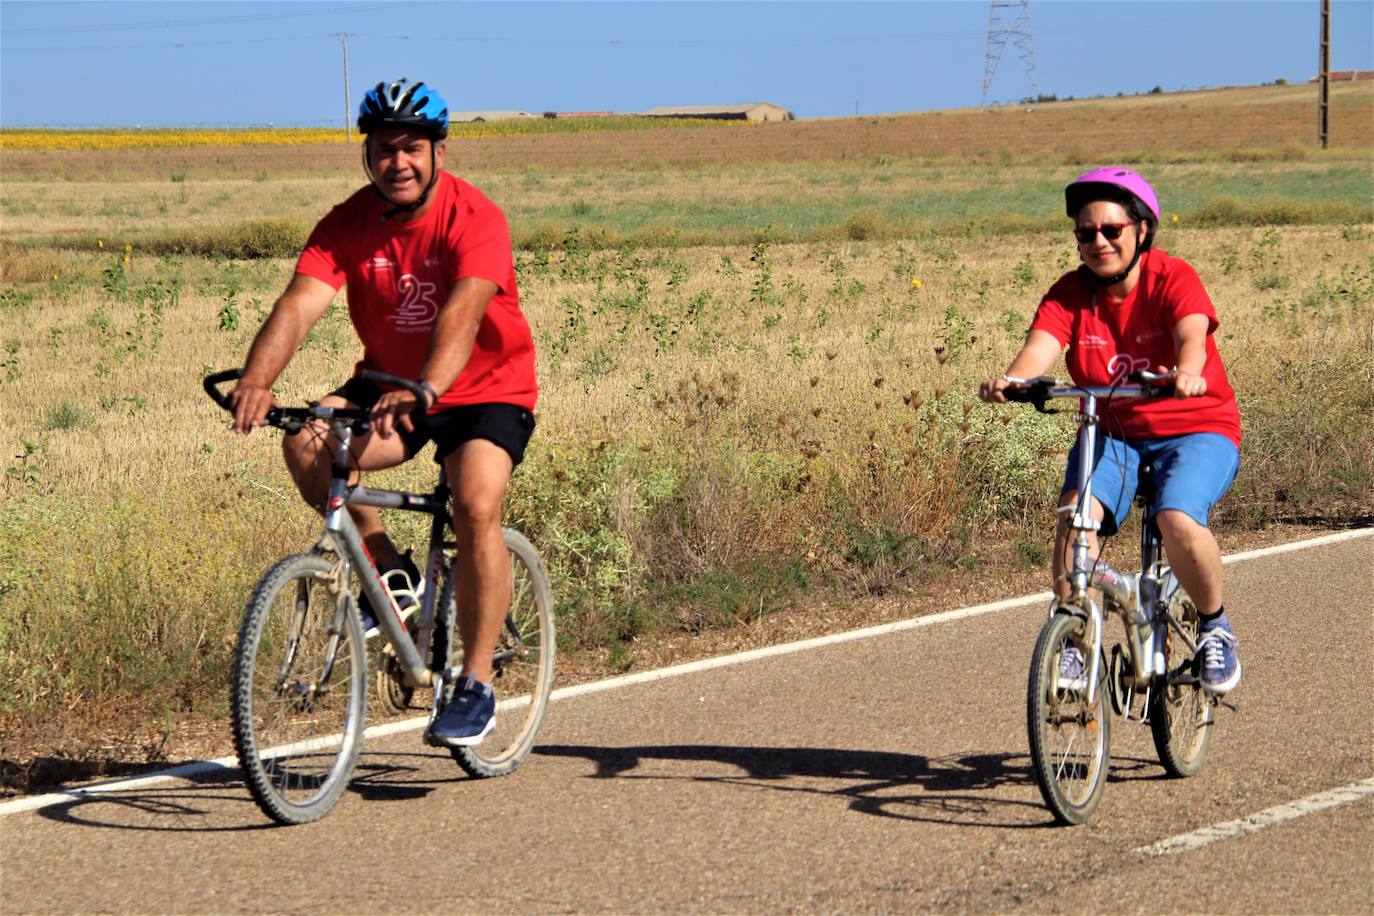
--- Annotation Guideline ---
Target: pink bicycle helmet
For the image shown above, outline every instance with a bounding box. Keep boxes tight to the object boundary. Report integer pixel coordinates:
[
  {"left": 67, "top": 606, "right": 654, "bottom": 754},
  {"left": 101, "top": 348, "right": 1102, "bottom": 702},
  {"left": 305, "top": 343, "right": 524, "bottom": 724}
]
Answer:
[{"left": 1065, "top": 166, "right": 1160, "bottom": 222}]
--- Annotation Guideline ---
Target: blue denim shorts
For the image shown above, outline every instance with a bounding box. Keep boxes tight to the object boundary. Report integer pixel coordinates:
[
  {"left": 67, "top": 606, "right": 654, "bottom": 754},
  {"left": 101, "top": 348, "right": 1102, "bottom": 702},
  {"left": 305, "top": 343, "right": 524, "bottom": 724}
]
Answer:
[{"left": 1061, "top": 432, "right": 1240, "bottom": 537}]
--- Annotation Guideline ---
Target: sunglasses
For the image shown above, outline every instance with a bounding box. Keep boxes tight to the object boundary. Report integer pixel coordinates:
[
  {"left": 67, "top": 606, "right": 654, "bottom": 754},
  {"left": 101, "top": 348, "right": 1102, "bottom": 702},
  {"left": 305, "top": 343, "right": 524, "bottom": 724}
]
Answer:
[{"left": 1075, "top": 222, "right": 1135, "bottom": 244}]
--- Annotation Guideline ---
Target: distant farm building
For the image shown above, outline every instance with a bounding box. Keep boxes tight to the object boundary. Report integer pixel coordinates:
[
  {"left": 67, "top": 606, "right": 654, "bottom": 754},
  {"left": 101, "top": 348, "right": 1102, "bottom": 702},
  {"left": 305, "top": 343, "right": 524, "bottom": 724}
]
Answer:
[
  {"left": 449, "top": 110, "right": 539, "bottom": 122},
  {"left": 644, "top": 103, "right": 794, "bottom": 122}
]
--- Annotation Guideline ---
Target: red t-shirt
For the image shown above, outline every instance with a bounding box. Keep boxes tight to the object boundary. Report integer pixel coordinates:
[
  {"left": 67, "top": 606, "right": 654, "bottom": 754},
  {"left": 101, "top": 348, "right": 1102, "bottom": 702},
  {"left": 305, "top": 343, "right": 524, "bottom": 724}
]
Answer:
[
  {"left": 1030, "top": 249, "right": 1241, "bottom": 446},
  {"left": 295, "top": 172, "right": 537, "bottom": 410}
]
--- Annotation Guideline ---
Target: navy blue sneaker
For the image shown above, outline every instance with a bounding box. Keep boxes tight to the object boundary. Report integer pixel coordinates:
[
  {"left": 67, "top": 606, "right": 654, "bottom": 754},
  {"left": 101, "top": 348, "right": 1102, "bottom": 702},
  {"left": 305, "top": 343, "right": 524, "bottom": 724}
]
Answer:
[
  {"left": 358, "top": 554, "right": 422, "bottom": 640},
  {"left": 1196, "top": 612, "right": 1241, "bottom": 694},
  {"left": 426, "top": 677, "right": 496, "bottom": 747}
]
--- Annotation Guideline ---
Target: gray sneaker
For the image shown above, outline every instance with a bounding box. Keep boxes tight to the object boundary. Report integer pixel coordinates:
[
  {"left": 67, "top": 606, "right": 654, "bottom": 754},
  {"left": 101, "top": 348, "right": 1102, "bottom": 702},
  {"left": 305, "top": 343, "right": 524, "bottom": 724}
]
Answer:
[
  {"left": 1057, "top": 645, "right": 1087, "bottom": 693},
  {"left": 1196, "top": 613, "right": 1241, "bottom": 694}
]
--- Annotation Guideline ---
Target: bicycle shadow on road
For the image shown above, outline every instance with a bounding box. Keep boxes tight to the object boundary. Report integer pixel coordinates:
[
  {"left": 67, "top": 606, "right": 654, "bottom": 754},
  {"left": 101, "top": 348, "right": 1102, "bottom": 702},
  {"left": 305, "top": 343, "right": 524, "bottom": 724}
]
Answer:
[
  {"left": 31, "top": 749, "right": 463, "bottom": 832},
  {"left": 537, "top": 743, "right": 1050, "bottom": 828}
]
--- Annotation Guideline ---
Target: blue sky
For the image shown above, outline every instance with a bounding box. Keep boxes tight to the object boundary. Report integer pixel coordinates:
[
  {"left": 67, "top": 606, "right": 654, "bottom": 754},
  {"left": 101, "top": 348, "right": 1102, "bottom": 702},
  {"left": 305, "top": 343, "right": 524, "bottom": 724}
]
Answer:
[{"left": 2, "top": 1, "right": 1371, "bottom": 127}]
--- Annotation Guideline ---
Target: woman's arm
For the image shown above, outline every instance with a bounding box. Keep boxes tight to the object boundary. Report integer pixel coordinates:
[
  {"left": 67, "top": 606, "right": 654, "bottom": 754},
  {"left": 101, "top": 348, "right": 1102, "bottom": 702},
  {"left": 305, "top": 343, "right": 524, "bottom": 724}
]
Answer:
[
  {"left": 978, "top": 329, "right": 1064, "bottom": 403},
  {"left": 1172, "top": 313, "right": 1210, "bottom": 398}
]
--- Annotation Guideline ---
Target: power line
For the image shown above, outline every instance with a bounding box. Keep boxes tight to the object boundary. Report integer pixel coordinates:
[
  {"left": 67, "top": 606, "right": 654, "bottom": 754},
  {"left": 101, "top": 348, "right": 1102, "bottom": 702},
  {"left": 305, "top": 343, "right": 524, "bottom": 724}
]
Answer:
[
  {"left": 3, "top": 2, "right": 405, "bottom": 36},
  {"left": 4, "top": 35, "right": 328, "bottom": 53},
  {"left": 7, "top": 29, "right": 977, "bottom": 53}
]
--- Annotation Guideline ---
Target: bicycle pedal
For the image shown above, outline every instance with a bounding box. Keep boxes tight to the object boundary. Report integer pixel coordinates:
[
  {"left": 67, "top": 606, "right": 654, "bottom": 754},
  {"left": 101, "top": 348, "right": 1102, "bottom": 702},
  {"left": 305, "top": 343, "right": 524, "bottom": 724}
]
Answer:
[{"left": 1214, "top": 697, "right": 1240, "bottom": 713}]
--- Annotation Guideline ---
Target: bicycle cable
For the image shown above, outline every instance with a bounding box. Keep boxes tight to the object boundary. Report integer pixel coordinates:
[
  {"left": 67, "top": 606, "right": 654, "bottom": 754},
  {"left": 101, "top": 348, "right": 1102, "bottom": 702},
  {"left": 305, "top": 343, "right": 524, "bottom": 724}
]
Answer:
[{"left": 1065, "top": 373, "right": 1134, "bottom": 591}]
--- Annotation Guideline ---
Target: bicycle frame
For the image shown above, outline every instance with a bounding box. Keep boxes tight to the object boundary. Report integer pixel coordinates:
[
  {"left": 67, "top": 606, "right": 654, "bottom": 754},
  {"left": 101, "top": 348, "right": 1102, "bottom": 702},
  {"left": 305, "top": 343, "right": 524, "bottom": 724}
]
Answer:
[
  {"left": 1013, "top": 378, "right": 1202, "bottom": 711},
  {"left": 318, "top": 413, "right": 451, "bottom": 692}
]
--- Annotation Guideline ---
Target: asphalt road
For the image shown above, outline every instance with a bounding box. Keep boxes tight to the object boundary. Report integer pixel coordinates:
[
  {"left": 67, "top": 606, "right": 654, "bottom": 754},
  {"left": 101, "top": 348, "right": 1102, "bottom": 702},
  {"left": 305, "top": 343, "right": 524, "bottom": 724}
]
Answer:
[{"left": 4, "top": 532, "right": 1371, "bottom": 913}]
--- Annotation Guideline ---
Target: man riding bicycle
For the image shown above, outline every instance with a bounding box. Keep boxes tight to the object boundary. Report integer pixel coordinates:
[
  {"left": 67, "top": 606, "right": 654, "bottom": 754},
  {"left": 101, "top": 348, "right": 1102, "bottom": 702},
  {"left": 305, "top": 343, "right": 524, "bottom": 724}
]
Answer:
[
  {"left": 978, "top": 167, "right": 1241, "bottom": 695},
  {"left": 229, "top": 77, "right": 537, "bottom": 746}
]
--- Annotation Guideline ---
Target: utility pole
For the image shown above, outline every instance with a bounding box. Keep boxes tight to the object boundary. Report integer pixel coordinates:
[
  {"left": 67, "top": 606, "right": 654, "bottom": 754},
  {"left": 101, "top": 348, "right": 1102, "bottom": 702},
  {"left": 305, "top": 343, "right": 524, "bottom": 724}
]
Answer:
[
  {"left": 1319, "top": 0, "right": 1330, "bottom": 149},
  {"left": 332, "top": 32, "right": 353, "bottom": 142},
  {"left": 982, "top": 0, "right": 1039, "bottom": 108}
]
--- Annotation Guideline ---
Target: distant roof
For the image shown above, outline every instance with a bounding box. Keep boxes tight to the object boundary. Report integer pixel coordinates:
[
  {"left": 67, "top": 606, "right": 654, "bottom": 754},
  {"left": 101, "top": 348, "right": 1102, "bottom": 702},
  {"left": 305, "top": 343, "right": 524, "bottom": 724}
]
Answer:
[
  {"left": 644, "top": 103, "right": 785, "bottom": 115},
  {"left": 449, "top": 110, "right": 537, "bottom": 122},
  {"left": 1308, "top": 70, "right": 1373, "bottom": 82}
]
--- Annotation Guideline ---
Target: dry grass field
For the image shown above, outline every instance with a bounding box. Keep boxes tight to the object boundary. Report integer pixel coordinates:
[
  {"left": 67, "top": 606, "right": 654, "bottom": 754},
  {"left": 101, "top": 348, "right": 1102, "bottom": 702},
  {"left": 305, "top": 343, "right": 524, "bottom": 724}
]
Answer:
[
  {"left": 1, "top": 83, "right": 1371, "bottom": 789},
  {"left": 4, "top": 82, "right": 1370, "bottom": 181}
]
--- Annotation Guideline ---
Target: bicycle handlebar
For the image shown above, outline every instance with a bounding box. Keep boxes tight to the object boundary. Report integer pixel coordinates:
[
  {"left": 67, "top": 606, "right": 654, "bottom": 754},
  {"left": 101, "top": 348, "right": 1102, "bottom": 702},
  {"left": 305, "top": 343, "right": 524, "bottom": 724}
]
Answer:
[
  {"left": 1002, "top": 371, "right": 1176, "bottom": 412},
  {"left": 202, "top": 368, "right": 242, "bottom": 410},
  {"left": 202, "top": 368, "right": 431, "bottom": 434}
]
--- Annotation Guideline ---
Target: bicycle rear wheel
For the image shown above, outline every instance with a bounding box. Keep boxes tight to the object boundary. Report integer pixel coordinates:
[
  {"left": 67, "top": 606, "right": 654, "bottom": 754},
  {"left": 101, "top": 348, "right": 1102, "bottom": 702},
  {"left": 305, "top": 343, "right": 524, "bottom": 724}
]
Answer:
[
  {"left": 230, "top": 553, "right": 367, "bottom": 825},
  {"left": 1149, "top": 573, "right": 1214, "bottom": 777},
  {"left": 1027, "top": 610, "right": 1112, "bottom": 825},
  {"left": 434, "top": 528, "right": 555, "bottom": 778}
]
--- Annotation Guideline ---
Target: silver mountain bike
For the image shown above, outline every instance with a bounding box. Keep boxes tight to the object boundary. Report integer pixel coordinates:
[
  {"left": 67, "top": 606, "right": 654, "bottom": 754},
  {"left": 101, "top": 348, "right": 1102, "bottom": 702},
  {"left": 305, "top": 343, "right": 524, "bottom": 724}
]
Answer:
[
  {"left": 1003, "top": 372, "right": 1224, "bottom": 825},
  {"left": 205, "top": 369, "right": 555, "bottom": 825}
]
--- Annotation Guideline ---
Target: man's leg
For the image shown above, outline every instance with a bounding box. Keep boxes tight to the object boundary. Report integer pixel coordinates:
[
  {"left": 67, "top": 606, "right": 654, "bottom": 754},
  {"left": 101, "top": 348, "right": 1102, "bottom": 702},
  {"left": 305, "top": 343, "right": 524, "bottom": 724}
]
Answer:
[
  {"left": 424, "top": 437, "right": 514, "bottom": 748},
  {"left": 441, "top": 439, "right": 514, "bottom": 684}
]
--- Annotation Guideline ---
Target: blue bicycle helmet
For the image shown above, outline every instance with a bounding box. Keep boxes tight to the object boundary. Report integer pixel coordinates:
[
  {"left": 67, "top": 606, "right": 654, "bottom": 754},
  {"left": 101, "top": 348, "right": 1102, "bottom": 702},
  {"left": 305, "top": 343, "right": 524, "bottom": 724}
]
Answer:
[{"left": 357, "top": 78, "right": 449, "bottom": 139}]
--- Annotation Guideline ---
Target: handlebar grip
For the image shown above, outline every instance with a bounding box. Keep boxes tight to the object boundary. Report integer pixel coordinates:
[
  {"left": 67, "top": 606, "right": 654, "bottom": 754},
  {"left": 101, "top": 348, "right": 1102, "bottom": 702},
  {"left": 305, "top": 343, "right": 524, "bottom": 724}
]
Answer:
[
  {"left": 203, "top": 368, "right": 243, "bottom": 411},
  {"left": 1000, "top": 379, "right": 1054, "bottom": 412},
  {"left": 1001, "top": 386, "right": 1037, "bottom": 403},
  {"left": 357, "top": 369, "right": 425, "bottom": 401},
  {"left": 357, "top": 370, "right": 433, "bottom": 418},
  {"left": 1125, "top": 369, "right": 1177, "bottom": 400}
]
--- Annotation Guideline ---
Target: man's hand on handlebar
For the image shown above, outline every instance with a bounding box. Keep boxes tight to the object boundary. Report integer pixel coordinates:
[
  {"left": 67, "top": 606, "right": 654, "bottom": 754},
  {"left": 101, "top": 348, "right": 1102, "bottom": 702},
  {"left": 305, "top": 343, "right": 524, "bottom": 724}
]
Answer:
[
  {"left": 371, "top": 387, "right": 431, "bottom": 439},
  {"left": 229, "top": 382, "right": 277, "bottom": 435}
]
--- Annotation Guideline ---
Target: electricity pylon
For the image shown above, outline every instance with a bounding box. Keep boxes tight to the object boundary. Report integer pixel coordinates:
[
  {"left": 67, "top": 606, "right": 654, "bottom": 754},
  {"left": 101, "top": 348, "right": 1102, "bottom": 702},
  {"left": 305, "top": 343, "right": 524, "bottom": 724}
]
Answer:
[{"left": 981, "top": 0, "right": 1040, "bottom": 107}]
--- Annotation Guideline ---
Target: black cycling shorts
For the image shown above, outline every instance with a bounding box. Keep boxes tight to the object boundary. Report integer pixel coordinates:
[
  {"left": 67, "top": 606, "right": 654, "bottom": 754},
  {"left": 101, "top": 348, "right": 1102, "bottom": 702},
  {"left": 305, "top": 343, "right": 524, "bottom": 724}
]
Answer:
[{"left": 328, "top": 377, "right": 536, "bottom": 468}]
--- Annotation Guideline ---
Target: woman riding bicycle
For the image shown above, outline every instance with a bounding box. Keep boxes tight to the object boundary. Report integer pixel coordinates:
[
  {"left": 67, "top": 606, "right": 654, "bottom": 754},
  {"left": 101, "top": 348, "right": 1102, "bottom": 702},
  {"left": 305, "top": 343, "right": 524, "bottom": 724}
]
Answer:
[{"left": 978, "top": 167, "right": 1241, "bottom": 695}]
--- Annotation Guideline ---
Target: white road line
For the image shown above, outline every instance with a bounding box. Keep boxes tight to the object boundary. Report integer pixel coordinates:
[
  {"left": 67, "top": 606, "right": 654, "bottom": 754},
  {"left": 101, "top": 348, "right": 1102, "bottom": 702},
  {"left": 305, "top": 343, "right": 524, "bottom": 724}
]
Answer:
[
  {"left": 1136, "top": 778, "right": 1374, "bottom": 855},
  {"left": 3, "top": 527, "right": 1369, "bottom": 818}
]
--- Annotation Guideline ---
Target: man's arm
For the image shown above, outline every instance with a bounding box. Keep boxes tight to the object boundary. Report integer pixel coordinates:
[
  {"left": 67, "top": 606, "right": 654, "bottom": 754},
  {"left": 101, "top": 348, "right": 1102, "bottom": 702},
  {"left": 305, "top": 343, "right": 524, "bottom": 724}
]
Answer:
[
  {"left": 371, "top": 277, "right": 499, "bottom": 438},
  {"left": 229, "top": 273, "right": 338, "bottom": 433}
]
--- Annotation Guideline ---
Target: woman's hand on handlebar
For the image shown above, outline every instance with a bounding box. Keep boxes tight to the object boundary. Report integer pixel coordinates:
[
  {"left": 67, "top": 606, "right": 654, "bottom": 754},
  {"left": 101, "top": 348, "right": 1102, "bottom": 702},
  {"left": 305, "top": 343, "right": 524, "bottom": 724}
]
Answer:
[
  {"left": 229, "top": 382, "right": 277, "bottom": 435},
  {"left": 1172, "top": 368, "right": 1207, "bottom": 398},
  {"left": 978, "top": 375, "right": 1016, "bottom": 404}
]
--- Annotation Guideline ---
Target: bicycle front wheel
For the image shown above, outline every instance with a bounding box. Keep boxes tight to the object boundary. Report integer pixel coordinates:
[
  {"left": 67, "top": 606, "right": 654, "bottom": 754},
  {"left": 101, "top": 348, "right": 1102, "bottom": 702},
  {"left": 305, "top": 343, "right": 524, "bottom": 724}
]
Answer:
[
  {"left": 1027, "top": 610, "right": 1112, "bottom": 825},
  {"left": 1149, "top": 573, "right": 1214, "bottom": 777},
  {"left": 230, "top": 553, "right": 367, "bottom": 825},
  {"left": 435, "top": 528, "right": 556, "bottom": 778}
]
